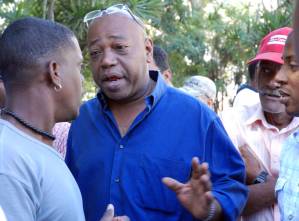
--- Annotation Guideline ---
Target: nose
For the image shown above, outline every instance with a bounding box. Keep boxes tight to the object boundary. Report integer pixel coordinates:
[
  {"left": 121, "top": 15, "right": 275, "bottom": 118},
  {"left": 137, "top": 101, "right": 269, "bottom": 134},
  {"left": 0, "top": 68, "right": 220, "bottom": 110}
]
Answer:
[
  {"left": 274, "top": 65, "right": 288, "bottom": 86},
  {"left": 101, "top": 49, "right": 117, "bottom": 69}
]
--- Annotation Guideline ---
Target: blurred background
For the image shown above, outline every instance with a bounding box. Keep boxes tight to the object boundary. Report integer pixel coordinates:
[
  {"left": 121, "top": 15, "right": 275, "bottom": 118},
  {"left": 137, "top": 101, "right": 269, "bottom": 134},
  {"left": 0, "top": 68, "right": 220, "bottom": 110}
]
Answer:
[{"left": 0, "top": 0, "right": 294, "bottom": 111}]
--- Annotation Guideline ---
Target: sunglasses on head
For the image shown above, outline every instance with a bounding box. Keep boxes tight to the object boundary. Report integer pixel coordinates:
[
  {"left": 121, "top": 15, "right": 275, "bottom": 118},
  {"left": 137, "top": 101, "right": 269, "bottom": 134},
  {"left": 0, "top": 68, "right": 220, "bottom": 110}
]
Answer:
[{"left": 83, "top": 4, "right": 145, "bottom": 29}]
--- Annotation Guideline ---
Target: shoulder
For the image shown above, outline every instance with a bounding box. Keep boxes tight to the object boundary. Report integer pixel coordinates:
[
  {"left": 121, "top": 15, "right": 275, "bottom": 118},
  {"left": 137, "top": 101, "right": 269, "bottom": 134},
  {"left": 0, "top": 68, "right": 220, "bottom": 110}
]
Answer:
[
  {"left": 0, "top": 121, "right": 61, "bottom": 180},
  {"left": 165, "top": 87, "right": 215, "bottom": 114},
  {"left": 73, "top": 98, "right": 99, "bottom": 122},
  {"left": 233, "top": 88, "right": 259, "bottom": 108}
]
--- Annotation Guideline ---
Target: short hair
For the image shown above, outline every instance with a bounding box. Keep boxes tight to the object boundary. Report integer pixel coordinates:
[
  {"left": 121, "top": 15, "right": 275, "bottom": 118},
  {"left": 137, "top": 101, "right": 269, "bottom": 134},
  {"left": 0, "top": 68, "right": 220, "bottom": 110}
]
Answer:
[
  {"left": 153, "top": 46, "right": 170, "bottom": 72},
  {"left": 0, "top": 17, "right": 76, "bottom": 84}
]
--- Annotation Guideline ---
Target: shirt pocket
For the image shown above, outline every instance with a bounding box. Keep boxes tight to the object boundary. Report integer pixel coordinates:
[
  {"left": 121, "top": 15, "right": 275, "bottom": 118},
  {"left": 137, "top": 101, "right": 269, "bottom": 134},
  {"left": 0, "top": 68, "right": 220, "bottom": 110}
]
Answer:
[{"left": 135, "top": 154, "right": 190, "bottom": 214}]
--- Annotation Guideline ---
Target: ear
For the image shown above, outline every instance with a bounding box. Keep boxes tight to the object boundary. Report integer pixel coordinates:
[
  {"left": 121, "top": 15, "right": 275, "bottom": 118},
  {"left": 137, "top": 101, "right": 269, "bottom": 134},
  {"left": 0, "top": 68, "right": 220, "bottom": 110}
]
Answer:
[
  {"left": 162, "top": 69, "right": 173, "bottom": 82},
  {"left": 207, "top": 98, "right": 214, "bottom": 109},
  {"left": 145, "top": 38, "right": 153, "bottom": 64},
  {"left": 48, "top": 61, "right": 62, "bottom": 88}
]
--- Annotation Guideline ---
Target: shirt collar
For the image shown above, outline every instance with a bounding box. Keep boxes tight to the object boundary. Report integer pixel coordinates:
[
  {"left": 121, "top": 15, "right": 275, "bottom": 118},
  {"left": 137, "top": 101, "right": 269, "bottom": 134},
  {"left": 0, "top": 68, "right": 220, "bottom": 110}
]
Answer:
[
  {"left": 245, "top": 104, "right": 267, "bottom": 127},
  {"left": 97, "top": 70, "right": 168, "bottom": 110},
  {"left": 246, "top": 104, "right": 299, "bottom": 133}
]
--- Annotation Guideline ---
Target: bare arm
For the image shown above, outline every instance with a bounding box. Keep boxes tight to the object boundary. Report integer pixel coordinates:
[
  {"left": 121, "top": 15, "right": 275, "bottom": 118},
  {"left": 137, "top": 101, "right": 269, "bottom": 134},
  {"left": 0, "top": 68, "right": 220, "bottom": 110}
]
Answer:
[
  {"left": 242, "top": 175, "right": 277, "bottom": 216},
  {"left": 239, "top": 145, "right": 277, "bottom": 216}
]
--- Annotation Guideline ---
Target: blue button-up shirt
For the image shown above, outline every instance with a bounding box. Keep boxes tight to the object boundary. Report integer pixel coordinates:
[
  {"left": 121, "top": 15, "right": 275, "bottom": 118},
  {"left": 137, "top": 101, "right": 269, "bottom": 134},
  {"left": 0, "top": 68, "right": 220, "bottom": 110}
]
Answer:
[
  {"left": 66, "top": 71, "right": 247, "bottom": 221},
  {"left": 276, "top": 130, "right": 299, "bottom": 221}
]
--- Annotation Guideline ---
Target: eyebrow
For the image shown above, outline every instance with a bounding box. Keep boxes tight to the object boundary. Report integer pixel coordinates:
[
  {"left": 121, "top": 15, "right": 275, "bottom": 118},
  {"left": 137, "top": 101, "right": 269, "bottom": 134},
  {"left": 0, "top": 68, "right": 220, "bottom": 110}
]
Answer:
[{"left": 88, "top": 35, "right": 128, "bottom": 48}]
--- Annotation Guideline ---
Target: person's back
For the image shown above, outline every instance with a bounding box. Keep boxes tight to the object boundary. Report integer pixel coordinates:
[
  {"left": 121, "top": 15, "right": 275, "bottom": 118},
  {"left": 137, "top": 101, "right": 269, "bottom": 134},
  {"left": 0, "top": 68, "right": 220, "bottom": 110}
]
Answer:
[{"left": 0, "top": 119, "right": 84, "bottom": 221}]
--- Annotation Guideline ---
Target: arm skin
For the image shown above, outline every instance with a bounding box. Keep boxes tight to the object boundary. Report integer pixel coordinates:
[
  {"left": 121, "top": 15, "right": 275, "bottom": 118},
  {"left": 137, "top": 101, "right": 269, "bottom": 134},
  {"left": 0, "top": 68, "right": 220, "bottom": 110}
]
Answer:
[
  {"left": 162, "top": 157, "right": 224, "bottom": 221},
  {"left": 242, "top": 175, "right": 277, "bottom": 216},
  {"left": 239, "top": 145, "right": 277, "bottom": 216}
]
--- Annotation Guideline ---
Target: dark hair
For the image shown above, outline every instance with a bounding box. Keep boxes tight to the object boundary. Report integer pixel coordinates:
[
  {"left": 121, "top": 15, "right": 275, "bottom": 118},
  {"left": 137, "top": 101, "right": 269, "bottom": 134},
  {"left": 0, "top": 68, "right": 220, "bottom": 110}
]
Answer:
[
  {"left": 248, "top": 61, "right": 257, "bottom": 81},
  {"left": 153, "top": 46, "right": 170, "bottom": 72},
  {"left": 0, "top": 17, "right": 76, "bottom": 84}
]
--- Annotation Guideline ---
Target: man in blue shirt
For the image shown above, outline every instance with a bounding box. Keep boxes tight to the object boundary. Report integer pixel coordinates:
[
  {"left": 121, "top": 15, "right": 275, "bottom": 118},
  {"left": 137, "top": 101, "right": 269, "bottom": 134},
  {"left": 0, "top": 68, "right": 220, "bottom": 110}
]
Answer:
[{"left": 66, "top": 4, "right": 247, "bottom": 221}]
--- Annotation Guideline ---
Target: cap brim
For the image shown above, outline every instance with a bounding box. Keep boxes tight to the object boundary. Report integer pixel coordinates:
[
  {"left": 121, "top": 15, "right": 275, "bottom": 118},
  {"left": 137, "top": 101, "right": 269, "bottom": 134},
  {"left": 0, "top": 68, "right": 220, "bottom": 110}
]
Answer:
[{"left": 247, "top": 52, "right": 284, "bottom": 65}]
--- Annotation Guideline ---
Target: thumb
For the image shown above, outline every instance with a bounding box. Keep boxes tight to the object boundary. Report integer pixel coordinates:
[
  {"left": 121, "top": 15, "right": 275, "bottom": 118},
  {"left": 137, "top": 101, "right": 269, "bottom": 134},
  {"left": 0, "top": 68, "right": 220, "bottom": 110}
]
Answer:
[
  {"left": 100, "top": 204, "right": 114, "bottom": 221},
  {"left": 162, "top": 177, "right": 183, "bottom": 193}
]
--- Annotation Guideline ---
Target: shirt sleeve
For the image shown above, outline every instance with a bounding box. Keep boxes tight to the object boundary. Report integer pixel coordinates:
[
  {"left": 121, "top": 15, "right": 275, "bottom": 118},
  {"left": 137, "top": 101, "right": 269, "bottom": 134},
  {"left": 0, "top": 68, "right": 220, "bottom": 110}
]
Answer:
[
  {"left": 0, "top": 174, "right": 37, "bottom": 221},
  {"left": 204, "top": 117, "right": 248, "bottom": 221}
]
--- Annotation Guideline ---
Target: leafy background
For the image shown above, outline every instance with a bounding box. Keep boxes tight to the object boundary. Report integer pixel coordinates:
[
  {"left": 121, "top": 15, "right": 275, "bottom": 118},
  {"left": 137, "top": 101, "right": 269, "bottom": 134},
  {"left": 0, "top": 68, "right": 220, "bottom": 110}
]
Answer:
[{"left": 0, "top": 0, "right": 294, "bottom": 110}]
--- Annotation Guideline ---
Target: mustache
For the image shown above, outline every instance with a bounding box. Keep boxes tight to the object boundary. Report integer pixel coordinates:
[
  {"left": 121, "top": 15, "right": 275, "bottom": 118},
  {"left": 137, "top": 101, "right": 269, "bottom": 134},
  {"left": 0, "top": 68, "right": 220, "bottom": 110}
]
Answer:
[{"left": 258, "top": 89, "right": 282, "bottom": 98}]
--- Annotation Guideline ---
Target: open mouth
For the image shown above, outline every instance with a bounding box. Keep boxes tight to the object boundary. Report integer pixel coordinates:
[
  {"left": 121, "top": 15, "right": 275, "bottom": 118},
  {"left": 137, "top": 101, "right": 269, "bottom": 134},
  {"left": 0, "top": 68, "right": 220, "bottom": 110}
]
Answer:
[
  {"left": 278, "top": 90, "right": 290, "bottom": 98},
  {"left": 260, "top": 91, "right": 282, "bottom": 98},
  {"left": 106, "top": 76, "right": 122, "bottom": 81},
  {"left": 265, "top": 93, "right": 281, "bottom": 98}
]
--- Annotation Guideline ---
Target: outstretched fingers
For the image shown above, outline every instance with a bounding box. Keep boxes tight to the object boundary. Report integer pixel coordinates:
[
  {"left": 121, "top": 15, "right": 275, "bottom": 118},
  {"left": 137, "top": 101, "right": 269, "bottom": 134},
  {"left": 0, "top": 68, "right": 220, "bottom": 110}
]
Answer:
[
  {"left": 100, "top": 204, "right": 114, "bottom": 221},
  {"left": 191, "top": 158, "right": 210, "bottom": 178},
  {"left": 162, "top": 177, "right": 184, "bottom": 193},
  {"left": 112, "top": 216, "right": 130, "bottom": 221}
]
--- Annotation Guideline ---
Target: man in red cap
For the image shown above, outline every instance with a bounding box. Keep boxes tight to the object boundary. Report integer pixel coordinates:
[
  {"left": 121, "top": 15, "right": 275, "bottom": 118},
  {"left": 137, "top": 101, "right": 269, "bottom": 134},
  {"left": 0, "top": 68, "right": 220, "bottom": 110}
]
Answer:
[{"left": 220, "top": 27, "right": 299, "bottom": 221}]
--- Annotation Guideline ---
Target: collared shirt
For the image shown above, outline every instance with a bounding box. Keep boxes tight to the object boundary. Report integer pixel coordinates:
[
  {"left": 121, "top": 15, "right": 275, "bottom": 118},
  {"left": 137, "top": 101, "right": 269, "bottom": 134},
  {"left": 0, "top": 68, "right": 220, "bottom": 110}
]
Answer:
[
  {"left": 276, "top": 130, "right": 299, "bottom": 221},
  {"left": 66, "top": 71, "right": 247, "bottom": 221},
  {"left": 233, "top": 87, "right": 260, "bottom": 121},
  {"left": 220, "top": 104, "right": 299, "bottom": 221}
]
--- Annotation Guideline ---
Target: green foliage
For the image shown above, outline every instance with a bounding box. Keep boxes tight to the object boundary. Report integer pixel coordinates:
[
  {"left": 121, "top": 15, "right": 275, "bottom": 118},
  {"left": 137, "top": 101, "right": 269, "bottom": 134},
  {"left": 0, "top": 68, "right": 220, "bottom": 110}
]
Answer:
[{"left": 0, "top": 0, "right": 295, "bottom": 105}]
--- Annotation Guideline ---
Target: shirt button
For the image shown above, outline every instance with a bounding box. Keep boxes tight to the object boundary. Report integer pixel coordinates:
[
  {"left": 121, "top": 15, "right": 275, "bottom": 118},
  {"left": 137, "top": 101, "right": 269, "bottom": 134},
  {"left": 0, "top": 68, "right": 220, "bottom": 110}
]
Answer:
[
  {"left": 288, "top": 214, "right": 294, "bottom": 220},
  {"left": 115, "top": 178, "right": 120, "bottom": 183},
  {"left": 120, "top": 145, "right": 124, "bottom": 149}
]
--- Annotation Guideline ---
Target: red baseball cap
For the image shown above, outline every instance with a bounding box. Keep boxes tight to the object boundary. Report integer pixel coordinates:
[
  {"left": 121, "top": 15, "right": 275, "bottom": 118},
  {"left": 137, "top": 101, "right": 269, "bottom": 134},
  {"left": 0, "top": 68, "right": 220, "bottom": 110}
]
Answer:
[{"left": 248, "top": 27, "right": 293, "bottom": 65}]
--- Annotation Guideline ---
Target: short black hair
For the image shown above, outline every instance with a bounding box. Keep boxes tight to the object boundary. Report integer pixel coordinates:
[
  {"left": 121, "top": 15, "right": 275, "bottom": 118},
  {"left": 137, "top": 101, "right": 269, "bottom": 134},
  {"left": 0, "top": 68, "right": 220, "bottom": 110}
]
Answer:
[
  {"left": 153, "top": 46, "right": 170, "bottom": 72},
  {"left": 0, "top": 17, "right": 76, "bottom": 84}
]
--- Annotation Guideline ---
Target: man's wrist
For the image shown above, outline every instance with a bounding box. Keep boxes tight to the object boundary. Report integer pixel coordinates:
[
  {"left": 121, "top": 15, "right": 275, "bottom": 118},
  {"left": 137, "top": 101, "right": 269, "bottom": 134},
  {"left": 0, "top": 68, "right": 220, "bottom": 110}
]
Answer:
[
  {"left": 202, "top": 200, "right": 216, "bottom": 221},
  {"left": 253, "top": 171, "right": 268, "bottom": 184}
]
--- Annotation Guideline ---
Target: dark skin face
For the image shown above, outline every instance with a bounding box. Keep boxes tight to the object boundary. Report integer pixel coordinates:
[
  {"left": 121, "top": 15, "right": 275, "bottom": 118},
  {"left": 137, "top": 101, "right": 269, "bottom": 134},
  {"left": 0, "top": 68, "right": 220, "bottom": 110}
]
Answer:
[
  {"left": 256, "top": 60, "right": 293, "bottom": 129},
  {"left": 280, "top": 33, "right": 299, "bottom": 116},
  {"left": 257, "top": 60, "right": 286, "bottom": 114},
  {"left": 52, "top": 37, "right": 83, "bottom": 122},
  {"left": 87, "top": 14, "right": 153, "bottom": 104},
  {"left": 294, "top": 0, "right": 299, "bottom": 63}
]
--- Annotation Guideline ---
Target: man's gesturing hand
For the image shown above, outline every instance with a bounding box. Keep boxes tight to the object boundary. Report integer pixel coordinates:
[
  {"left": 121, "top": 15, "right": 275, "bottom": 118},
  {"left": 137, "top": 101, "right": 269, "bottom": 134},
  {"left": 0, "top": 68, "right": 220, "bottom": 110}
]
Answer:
[
  {"left": 100, "top": 204, "right": 130, "bottom": 221},
  {"left": 162, "top": 157, "right": 218, "bottom": 220}
]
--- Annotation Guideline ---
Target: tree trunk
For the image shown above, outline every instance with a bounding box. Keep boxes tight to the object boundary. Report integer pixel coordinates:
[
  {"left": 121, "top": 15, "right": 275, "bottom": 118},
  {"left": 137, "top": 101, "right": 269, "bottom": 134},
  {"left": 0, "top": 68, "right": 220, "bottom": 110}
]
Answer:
[
  {"left": 42, "top": 0, "right": 47, "bottom": 19},
  {"left": 47, "top": 0, "right": 56, "bottom": 21}
]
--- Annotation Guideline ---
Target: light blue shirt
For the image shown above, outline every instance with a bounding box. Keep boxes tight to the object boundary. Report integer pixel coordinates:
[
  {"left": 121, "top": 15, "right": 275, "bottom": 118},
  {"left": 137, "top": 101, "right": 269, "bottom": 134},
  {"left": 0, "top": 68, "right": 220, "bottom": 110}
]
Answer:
[
  {"left": 0, "top": 119, "right": 85, "bottom": 221},
  {"left": 276, "top": 130, "right": 299, "bottom": 221}
]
